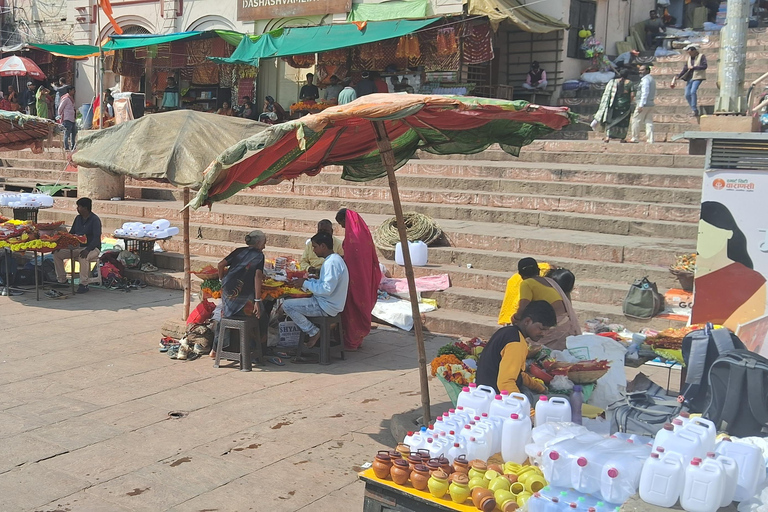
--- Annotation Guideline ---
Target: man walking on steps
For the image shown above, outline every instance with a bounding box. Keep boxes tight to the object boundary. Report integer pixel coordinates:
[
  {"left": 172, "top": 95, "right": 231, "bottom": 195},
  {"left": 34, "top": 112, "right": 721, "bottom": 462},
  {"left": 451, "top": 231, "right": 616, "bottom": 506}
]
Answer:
[
  {"left": 629, "top": 65, "right": 656, "bottom": 144},
  {"left": 671, "top": 45, "right": 707, "bottom": 117}
]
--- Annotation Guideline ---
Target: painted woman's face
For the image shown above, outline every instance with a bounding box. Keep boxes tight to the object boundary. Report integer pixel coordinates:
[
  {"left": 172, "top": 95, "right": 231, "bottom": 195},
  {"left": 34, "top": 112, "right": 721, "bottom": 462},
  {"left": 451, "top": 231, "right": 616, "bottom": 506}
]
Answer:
[{"left": 697, "top": 219, "right": 733, "bottom": 259}]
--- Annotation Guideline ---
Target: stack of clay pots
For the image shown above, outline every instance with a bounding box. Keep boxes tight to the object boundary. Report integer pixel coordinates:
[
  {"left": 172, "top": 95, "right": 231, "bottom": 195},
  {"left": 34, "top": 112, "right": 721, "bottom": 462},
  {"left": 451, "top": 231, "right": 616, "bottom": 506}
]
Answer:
[{"left": 371, "top": 447, "right": 548, "bottom": 511}]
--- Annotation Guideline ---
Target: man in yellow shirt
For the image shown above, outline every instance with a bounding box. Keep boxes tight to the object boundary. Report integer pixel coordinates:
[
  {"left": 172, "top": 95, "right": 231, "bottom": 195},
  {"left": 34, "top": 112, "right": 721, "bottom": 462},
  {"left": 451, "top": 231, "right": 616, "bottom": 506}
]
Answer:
[
  {"left": 299, "top": 219, "right": 343, "bottom": 274},
  {"left": 476, "top": 301, "right": 557, "bottom": 394}
]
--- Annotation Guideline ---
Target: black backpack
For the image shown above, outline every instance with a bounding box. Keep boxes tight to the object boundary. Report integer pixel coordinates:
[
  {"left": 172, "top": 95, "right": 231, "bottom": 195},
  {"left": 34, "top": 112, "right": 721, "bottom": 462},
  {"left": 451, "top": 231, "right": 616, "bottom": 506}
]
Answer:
[
  {"left": 704, "top": 350, "right": 768, "bottom": 437},
  {"left": 681, "top": 326, "right": 745, "bottom": 413}
]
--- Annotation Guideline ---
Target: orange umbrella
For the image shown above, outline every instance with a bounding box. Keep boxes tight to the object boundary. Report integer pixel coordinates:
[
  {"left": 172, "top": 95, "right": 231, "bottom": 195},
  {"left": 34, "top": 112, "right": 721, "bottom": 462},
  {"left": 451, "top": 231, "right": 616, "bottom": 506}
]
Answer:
[{"left": 0, "top": 56, "right": 46, "bottom": 79}]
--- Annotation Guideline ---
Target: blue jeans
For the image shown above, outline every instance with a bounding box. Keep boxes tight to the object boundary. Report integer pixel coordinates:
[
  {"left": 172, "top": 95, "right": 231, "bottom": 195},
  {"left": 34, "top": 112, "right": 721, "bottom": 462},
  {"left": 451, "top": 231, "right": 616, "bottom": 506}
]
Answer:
[
  {"left": 685, "top": 80, "right": 703, "bottom": 114},
  {"left": 63, "top": 120, "right": 77, "bottom": 150},
  {"left": 282, "top": 296, "right": 326, "bottom": 337}
]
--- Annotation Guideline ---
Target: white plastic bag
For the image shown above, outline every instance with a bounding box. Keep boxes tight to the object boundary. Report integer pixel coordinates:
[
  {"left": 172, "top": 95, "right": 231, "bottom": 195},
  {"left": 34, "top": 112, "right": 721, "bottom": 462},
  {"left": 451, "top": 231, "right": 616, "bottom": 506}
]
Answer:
[{"left": 566, "top": 334, "right": 627, "bottom": 409}]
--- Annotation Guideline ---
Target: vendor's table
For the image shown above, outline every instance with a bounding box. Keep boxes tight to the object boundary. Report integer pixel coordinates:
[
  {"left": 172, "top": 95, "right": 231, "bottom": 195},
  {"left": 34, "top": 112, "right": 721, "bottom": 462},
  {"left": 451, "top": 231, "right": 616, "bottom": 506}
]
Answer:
[
  {"left": 114, "top": 235, "right": 170, "bottom": 266},
  {"left": 359, "top": 468, "right": 476, "bottom": 512},
  {"left": 1, "top": 247, "right": 76, "bottom": 300}
]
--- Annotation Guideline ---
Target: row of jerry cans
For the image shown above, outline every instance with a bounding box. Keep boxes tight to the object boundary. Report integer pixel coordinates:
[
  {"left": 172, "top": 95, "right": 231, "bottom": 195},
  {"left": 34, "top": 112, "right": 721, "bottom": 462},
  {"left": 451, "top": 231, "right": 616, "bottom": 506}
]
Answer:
[
  {"left": 540, "top": 432, "right": 652, "bottom": 504},
  {"left": 456, "top": 385, "right": 574, "bottom": 429},
  {"left": 527, "top": 486, "right": 621, "bottom": 512},
  {"left": 639, "top": 437, "right": 767, "bottom": 510},
  {"left": 406, "top": 391, "right": 535, "bottom": 464}
]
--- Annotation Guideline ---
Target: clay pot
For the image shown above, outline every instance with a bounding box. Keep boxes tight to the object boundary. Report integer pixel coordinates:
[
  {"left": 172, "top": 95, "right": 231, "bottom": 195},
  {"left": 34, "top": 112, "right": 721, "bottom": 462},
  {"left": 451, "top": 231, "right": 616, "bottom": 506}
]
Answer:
[
  {"left": 372, "top": 451, "right": 393, "bottom": 479},
  {"left": 449, "top": 473, "right": 471, "bottom": 504},
  {"left": 410, "top": 464, "right": 431, "bottom": 491},
  {"left": 427, "top": 469, "right": 450, "bottom": 498},
  {"left": 453, "top": 455, "right": 469, "bottom": 475},
  {"left": 407, "top": 452, "right": 422, "bottom": 471},
  {"left": 390, "top": 458, "right": 411, "bottom": 485},
  {"left": 396, "top": 443, "right": 410, "bottom": 458},
  {"left": 501, "top": 501, "right": 519, "bottom": 511},
  {"left": 471, "top": 487, "right": 497, "bottom": 512},
  {"left": 438, "top": 456, "right": 453, "bottom": 475},
  {"left": 468, "top": 460, "right": 488, "bottom": 481},
  {"left": 494, "top": 489, "right": 517, "bottom": 510},
  {"left": 425, "top": 458, "right": 442, "bottom": 473},
  {"left": 505, "top": 473, "right": 519, "bottom": 484},
  {"left": 516, "top": 491, "right": 532, "bottom": 507},
  {"left": 416, "top": 448, "right": 431, "bottom": 460},
  {"left": 388, "top": 450, "right": 402, "bottom": 461},
  {"left": 488, "top": 475, "right": 511, "bottom": 493},
  {"left": 488, "top": 463, "right": 504, "bottom": 474}
]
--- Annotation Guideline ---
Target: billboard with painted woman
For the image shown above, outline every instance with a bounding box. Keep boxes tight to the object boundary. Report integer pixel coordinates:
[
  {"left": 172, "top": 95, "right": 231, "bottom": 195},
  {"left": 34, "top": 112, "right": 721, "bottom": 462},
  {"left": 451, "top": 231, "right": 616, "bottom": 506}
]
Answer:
[{"left": 692, "top": 171, "right": 768, "bottom": 355}]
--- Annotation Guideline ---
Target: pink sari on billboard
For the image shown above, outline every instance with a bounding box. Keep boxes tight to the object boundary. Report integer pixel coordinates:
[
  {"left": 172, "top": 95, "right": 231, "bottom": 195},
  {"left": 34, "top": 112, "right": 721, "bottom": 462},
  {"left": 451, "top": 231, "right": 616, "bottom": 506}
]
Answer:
[{"left": 341, "top": 210, "right": 381, "bottom": 350}]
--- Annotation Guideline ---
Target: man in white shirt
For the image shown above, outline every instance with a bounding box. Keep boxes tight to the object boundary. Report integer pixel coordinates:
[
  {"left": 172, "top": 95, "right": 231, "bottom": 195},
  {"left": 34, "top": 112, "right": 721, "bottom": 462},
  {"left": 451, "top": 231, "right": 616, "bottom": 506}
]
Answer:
[
  {"left": 628, "top": 65, "right": 656, "bottom": 144},
  {"left": 283, "top": 232, "right": 349, "bottom": 348}
]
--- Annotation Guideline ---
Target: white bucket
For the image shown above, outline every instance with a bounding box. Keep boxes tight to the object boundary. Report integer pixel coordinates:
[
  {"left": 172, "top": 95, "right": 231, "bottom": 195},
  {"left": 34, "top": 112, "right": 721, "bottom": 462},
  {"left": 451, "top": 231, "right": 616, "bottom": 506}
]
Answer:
[{"left": 394, "top": 240, "right": 428, "bottom": 266}]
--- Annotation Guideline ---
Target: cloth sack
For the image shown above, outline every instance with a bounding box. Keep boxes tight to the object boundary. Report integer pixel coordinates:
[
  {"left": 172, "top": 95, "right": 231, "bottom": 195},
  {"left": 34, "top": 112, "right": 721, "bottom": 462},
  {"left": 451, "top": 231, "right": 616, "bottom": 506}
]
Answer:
[
  {"left": 566, "top": 334, "right": 628, "bottom": 409},
  {"left": 187, "top": 299, "right": 216, "bottom": 325},
  {"left": 117, "top": 250, "right": 140, "bottom": 269},
  {"left": 186, "top": 322, "right": 214, "bottom": 350},
  {"left": 622, "top": 277, "right": 664, "bottom": 319}
]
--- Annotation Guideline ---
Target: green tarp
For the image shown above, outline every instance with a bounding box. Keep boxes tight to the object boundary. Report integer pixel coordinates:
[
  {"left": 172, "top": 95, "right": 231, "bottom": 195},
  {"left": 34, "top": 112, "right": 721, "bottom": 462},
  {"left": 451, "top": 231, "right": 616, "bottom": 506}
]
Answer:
[
  {"left": 103, "top": 31, "right": 203, "bottom": 51},
  {"left": 347, "top": 0, "right": 429, "bottom": 22},
  {"left": 30, "top": 43, "right": 100, "bottom": 58},
  {"left": 214, "top": 29, "right": 283, "bottom": 47},
  {"left": 210, "top": 19, "right": 439, "bottom": 64}
]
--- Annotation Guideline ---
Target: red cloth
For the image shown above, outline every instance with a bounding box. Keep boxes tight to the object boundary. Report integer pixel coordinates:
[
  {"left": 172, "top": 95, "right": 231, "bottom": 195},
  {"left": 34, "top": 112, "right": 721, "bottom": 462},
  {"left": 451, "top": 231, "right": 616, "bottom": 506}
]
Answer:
[
  {"left": 463, "top": 23, "right": 494, "bottom": 65},
  {"left": 691, "top": 262, "right": 766, "bottom": 325},
  {"left": 341, "top": 210, "right": 381, "bottom": 350}
]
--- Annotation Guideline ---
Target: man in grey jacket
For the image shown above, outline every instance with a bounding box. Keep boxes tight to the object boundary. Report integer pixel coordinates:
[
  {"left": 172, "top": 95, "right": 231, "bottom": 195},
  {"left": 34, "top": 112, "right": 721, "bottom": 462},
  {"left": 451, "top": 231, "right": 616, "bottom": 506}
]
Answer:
[{"left": 628, "top": 65, "right": 656, "bottom": 144}]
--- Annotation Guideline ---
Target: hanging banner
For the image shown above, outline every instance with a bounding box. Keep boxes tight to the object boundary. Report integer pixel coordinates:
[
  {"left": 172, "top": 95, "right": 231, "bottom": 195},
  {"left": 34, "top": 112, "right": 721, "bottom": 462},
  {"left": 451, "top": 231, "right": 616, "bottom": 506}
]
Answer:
[
  {"left": 691, "top": 170, "right": 768, "bottom": 355},
  {"left": 237, "top": 0, "right": 351, "bottom": 21}
]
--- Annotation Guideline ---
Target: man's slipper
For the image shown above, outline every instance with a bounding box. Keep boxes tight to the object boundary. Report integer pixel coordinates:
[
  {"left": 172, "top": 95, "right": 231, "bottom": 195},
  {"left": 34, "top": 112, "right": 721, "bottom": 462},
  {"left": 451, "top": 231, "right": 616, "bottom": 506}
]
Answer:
[
  {"left": 304, "top": 333, "right": 321, "bottom": 348},
  {"left": 268, "top": 356, "right": 285, "bottom": 366},
  {"left": 292, "top": 354, "right": 320, "bottom": 364}
]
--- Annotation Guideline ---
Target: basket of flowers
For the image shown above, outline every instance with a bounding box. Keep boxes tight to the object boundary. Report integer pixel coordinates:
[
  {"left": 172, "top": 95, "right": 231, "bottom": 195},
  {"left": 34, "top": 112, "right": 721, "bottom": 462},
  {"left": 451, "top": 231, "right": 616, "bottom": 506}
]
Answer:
[
  {"left": 670, "top": 253, "right": 696, "bottom": 292},
  {"left": 193, "top": 264, "right": 219, "bottom": 280}
]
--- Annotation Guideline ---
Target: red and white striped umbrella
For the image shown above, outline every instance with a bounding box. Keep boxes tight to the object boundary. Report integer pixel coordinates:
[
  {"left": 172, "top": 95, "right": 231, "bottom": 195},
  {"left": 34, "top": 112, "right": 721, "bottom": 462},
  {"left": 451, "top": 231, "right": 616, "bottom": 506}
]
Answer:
[{"left": 0, "top": 56, "right": 46, "bottom": 79}]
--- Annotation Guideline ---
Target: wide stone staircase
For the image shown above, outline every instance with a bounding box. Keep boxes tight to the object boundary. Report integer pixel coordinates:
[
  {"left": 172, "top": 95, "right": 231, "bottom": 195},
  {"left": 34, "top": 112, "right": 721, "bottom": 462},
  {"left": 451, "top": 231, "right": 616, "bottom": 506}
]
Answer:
[
  {"left": 556, "top": 28, "right": 768, "bottom": 142},
  {"left": 0, "top": 133, "right": 701, "bottom": 339}
]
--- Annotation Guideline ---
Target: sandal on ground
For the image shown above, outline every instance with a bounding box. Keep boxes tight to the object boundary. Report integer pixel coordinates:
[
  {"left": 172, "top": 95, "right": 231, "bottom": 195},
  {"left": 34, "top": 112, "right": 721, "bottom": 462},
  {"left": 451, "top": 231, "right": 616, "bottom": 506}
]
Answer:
[
  {"left": 268, "top": 356, "right": 285, "bottom": 366},
  {"left": 292, "top": 354, "right": 320, "bottom": 364},
  {"left": 602, "top": 137, "right": 610, "bottom": 143},
  {"left": 45, "top": 289, "right": 65, "bottom": 299},
  {"left": 140, "top": 263, "right": 158, "bottom": 272}
]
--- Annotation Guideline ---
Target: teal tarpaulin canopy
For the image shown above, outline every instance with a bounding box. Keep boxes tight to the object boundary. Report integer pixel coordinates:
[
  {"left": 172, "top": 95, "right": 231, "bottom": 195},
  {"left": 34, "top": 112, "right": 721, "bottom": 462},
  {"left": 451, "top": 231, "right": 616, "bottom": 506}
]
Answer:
[
  {"left": 104, "top": 31, "right": 204, "bottom": 51},
  {"left": 209, "top": 19, "right": 439, "bottom": 65},
  {"left": 29, "top": 43, "right": 100, "bottom": 58}
]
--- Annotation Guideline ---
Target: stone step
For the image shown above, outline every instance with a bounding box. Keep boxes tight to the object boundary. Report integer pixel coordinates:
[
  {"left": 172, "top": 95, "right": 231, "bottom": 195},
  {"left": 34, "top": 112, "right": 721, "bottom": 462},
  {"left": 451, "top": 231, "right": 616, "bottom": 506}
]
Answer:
[
  {"left": 38, "top": 199, "right": 696, "bottom": 266},
  {"left": 523, "top": 139, "right": 690, "bottom": 154},
  {"left": 507, "top": 149, "right": 703, "bottom": 169},
  {"left": 128, "top": 159, "right": 703, "bottom": 190},
  {"left": 562, "top": 103, "right": 713, "bottom": 117},
  {"left": 0, "top": 148, "right": 69, "bottom": 161},
  {"left": 133, "top": 176, "right": 700, "bottom": 218},
  {"left": 0, "top": 157, "right": 67, "bottom": 171},
  {"left": 0, "top": 167, "right": 76, "bottom": 182}
]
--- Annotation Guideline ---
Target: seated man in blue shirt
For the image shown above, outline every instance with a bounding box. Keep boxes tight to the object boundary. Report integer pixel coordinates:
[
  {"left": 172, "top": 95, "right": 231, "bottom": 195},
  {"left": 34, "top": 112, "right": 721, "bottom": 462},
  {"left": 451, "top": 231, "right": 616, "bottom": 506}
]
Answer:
[
  {"left": 53, "top": 197, "right": 102, "bottom": 293},
  {"left": 283, "top": 232, "right": 349, "bottom": 349}
]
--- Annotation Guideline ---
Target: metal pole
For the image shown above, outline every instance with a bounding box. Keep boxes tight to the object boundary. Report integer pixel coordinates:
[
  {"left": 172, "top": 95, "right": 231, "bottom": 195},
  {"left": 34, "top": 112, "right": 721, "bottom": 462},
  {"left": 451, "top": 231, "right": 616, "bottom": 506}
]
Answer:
[
  {"left": 715, "top": 0, "right": 750, "bottom": 114},
  {"left": 182, "top": 187, "right": 191, "bottom": 321},
  {"left": 371, "top": 120, "right": 431, "bottom": 425}
]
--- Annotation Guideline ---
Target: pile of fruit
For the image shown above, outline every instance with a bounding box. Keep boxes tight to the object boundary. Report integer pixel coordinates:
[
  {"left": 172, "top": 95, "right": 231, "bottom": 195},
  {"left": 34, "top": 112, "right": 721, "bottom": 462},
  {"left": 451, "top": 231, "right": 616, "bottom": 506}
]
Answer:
[
  {"left": 193, "top": 264, "right": 219, "bottom": 280},
  {"left": 670, "top": 253, "right": 696, "bottom": 274},
  {"left": 200, "top": 278, "right": 221, "bottom": 299}
]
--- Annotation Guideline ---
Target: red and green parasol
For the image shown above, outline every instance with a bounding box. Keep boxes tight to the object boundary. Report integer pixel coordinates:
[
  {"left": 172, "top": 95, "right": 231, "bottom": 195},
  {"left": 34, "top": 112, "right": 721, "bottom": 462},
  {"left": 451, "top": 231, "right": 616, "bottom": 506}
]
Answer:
[{"left": 188, "top": 93, "right": 575, "bottom": 422}]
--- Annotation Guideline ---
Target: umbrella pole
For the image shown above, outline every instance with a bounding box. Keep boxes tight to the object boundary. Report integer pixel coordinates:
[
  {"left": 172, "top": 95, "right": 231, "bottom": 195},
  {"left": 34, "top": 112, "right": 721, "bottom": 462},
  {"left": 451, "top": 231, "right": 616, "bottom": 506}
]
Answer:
[
  {"left": 371, "top": 120, "right": 431, "bottom": 424},
  {"left": 182, "top": 187, "right": 191, "bottom": 321}
]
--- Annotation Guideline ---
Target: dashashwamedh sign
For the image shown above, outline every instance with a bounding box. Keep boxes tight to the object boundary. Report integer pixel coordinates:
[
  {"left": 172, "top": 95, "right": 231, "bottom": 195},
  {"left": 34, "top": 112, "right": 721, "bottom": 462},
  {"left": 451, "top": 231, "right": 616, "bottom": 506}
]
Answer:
[{"left": 237, "top": 0, "right": 351, "bottom": 20}]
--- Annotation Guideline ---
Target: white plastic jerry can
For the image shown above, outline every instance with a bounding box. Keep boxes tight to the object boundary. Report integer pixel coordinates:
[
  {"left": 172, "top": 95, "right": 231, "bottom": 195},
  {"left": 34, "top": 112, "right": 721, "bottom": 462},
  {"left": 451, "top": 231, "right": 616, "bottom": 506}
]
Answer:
[
  {"left": 715, "top": 437, "right": 766, "bottom": 502},
  {"left": 501, "top": 413, "right": 531, "bottom": 464},
  {"left": 680, "top": 459, "right": 724, "bottom": 512},
  {"left": 639, "top": 452, "right": 683, "bottom": 508},
  {"left": 705, "top": 452, "right": 737, "bottom": 508},
  {"left": 534, "top": 396, "right": 572, "bottom": 427}
]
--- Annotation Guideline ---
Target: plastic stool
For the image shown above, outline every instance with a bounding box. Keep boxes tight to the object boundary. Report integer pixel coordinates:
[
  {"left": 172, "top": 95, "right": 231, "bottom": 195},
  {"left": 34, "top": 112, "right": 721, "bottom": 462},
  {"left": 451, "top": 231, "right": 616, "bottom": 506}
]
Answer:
[
  {"left": 295, "top": 314, "right": 345, "bottom": 365},
  {"left": 214, "top": 316, "right": 263, "bottom": 371}
]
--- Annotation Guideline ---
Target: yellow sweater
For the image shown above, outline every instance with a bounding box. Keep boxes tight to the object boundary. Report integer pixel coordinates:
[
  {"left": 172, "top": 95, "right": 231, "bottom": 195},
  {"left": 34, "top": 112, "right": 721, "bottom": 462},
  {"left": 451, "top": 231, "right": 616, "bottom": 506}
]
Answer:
[
  {"left": 497, "top": 262, "right": 551, "bottom": 324},
  {"left": 299, "top": 236, "right": 344, "bottom": 270}
]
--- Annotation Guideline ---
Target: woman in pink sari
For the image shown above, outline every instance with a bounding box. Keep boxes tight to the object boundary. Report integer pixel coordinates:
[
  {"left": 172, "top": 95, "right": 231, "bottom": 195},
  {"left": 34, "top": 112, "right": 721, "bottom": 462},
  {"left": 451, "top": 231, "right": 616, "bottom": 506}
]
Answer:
[{"left": 336, "top": 208, "right": 381, "bottom": 350}]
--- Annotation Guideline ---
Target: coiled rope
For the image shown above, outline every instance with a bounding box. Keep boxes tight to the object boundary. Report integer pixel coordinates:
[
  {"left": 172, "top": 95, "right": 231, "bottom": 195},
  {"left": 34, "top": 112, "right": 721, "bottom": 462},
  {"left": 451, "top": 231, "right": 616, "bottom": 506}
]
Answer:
[{"left": 373, "top": 212, "right": 443, "bottom": 250}]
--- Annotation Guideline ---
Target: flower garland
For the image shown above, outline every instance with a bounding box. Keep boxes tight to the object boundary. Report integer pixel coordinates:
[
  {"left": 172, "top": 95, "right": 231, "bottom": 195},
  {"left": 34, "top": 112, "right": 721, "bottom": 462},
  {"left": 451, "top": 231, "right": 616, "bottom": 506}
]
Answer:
[{"left": 436, "top": 363, "right": 475, "bottom": 386}]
